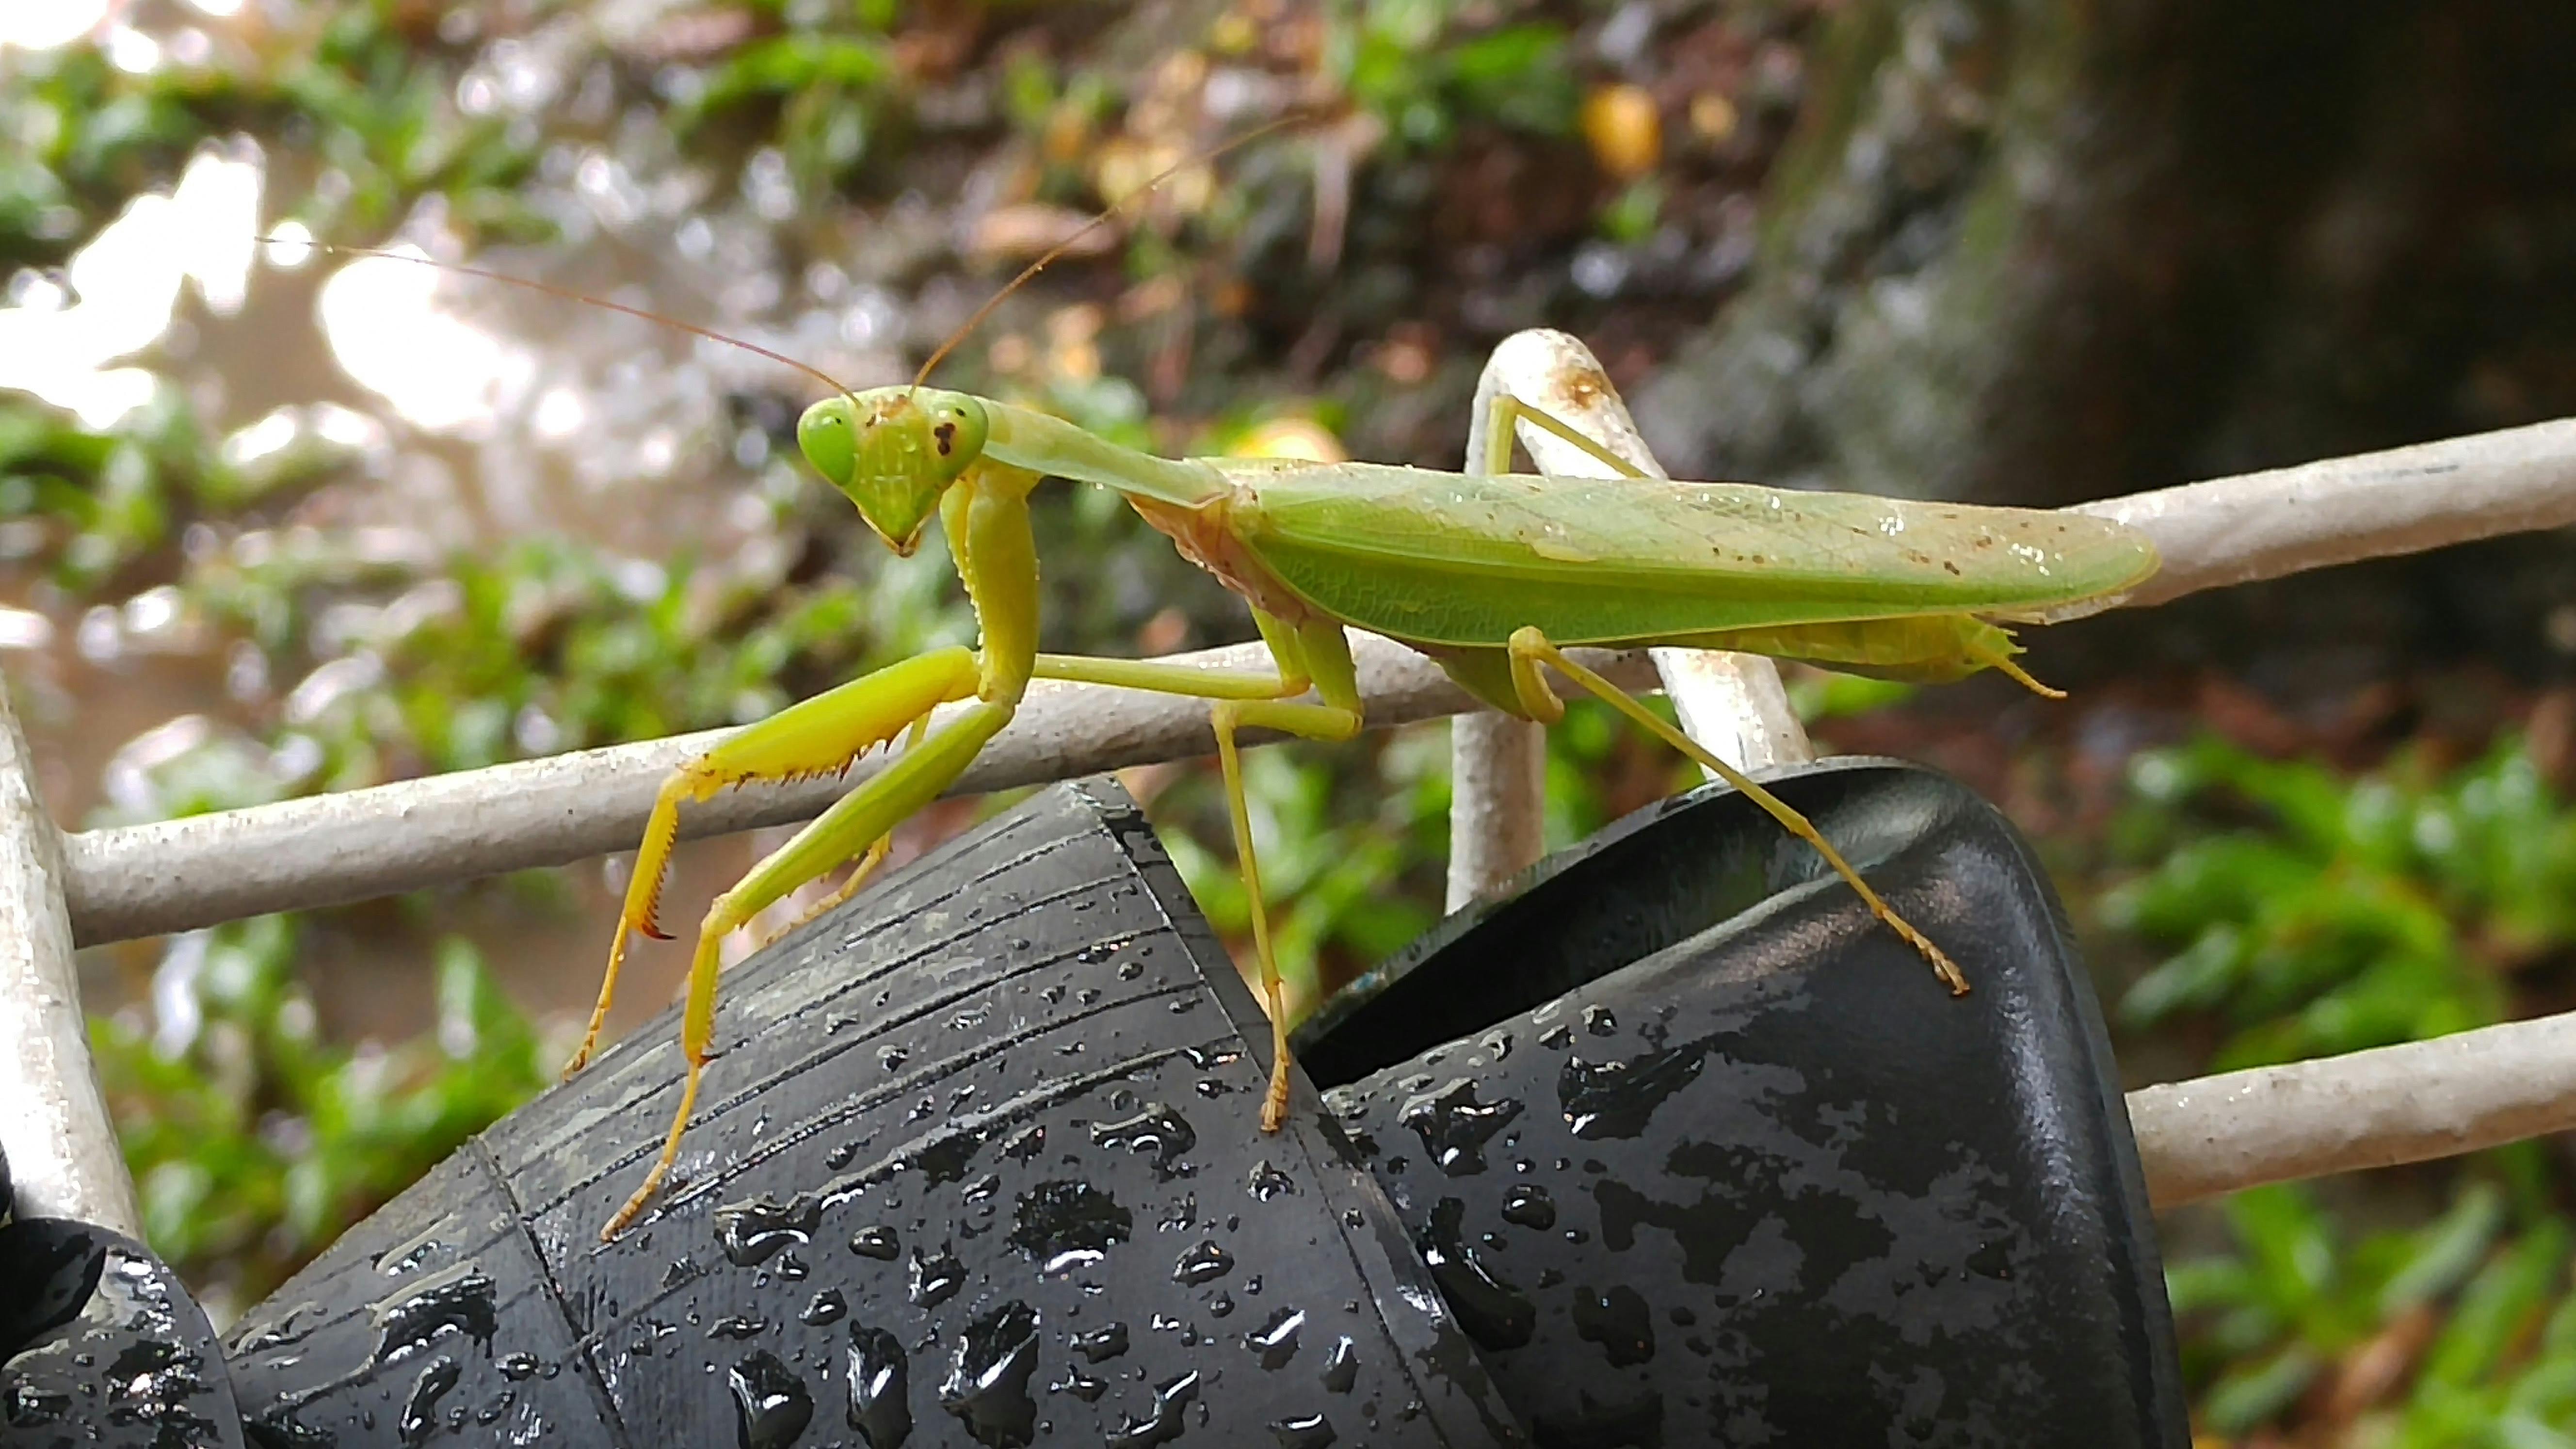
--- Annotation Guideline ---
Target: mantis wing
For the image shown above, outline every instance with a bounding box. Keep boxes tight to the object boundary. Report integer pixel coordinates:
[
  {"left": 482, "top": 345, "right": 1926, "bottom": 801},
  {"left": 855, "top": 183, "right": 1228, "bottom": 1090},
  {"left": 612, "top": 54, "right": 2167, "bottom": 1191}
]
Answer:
[{"left": 1222, "top": 461, "right": 2158, "bottom": 649}]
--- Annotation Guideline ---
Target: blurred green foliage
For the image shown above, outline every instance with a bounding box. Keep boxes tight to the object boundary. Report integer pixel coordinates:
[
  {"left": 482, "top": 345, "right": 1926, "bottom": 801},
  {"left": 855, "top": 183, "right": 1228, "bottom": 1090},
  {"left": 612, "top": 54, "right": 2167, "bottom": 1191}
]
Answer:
[
  {"left": 0, "top": 393, "right": 267, "bottom": 592},
  {"left": 2111, "top": 734, "right": 2576, "bottom": 1438},
  {"left": 92, "top": 921, "right": 548, "bottom": 1318},
  {"left": 2167, "top": 1175, "right": 2576, "bottom": 1441},
  {"left": 1329, "top": 0, "right": 1581, "bottom": 147},
  {"left": 2106, "top": 736, "right": 2572, "bottom": 1071}
]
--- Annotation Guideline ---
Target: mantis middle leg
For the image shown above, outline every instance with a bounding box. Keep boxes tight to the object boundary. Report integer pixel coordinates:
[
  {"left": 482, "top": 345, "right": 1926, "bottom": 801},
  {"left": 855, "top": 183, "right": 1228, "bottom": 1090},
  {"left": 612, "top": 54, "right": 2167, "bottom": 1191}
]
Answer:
[{"left": 1033, "top": 612, "right": 1365, "bottom": 1130}]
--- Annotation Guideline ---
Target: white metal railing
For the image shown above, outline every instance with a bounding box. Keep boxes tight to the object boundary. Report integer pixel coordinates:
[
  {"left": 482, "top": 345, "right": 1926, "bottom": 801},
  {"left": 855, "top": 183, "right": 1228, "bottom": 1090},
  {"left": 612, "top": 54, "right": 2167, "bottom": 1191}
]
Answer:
[
  {"left": 8, "top": 332, "right": 2576, "bottom": 1235},
  {"left": 0, "top": 691, "right": 137, "bottom": 1236},
  {"left": 1447, "top": 331, "right": 1810, "bottom": 911}
]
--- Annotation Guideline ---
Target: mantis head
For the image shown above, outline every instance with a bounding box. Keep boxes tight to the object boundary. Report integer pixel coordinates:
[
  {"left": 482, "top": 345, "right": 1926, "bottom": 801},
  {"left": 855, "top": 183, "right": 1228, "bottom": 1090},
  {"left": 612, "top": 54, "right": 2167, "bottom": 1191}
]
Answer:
[{"left": 797, "top": 387, "right": 991, "bottom": 556}]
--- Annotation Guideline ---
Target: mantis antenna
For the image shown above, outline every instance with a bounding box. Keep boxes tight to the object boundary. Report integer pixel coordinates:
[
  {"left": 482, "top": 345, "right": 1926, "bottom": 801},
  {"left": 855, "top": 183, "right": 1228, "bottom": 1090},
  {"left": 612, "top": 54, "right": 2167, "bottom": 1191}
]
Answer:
[
  {"left": 249, "top": 239, "right": 868, "bottom": 406},
  {"left": 258, "top": 113, "right": 1306, "bottom": 409},
  {"left": 908, "top": 112, "right": 1310, "bottom": 390}
]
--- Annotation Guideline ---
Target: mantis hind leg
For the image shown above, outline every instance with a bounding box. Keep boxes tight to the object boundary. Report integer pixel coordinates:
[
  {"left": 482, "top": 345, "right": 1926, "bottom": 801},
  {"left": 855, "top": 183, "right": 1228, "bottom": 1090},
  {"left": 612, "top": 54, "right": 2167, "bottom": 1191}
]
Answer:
[
  {"left": 1504, "top": 626, "right": 1968, "bottom": 995},
  {"left": 1032, "top": 616, "right": 1364, "bottom": 1130}
]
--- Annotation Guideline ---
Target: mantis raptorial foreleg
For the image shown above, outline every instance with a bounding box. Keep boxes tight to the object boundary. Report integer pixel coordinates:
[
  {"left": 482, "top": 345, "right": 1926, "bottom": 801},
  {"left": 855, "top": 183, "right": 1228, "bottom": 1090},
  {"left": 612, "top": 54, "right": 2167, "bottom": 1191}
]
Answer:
[
  {"left": 1033, "top": 613, "right": 1364, "bottom": 1129},
  {"left": 570, "top": 650, "right": 982, "bottom": 1079},
  {"left": 749, "top": 711, "right": 935, "bottom": 955},
  {"left": 1503, "top": 625, "right": 1969, "bottom": 995},
  {"left": 594, "top": 665, "right": 1010, "bottom": 1239},
  {"left": 592, "top": 462, "right": 1048, "bottom": 1239}
]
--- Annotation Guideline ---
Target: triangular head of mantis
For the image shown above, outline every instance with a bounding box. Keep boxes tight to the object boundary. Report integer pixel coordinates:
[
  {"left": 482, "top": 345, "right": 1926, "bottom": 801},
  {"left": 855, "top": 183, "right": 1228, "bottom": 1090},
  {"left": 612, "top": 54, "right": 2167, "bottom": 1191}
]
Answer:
[{"left": 797, "top": 386, "right": 992, "bottom": 557}]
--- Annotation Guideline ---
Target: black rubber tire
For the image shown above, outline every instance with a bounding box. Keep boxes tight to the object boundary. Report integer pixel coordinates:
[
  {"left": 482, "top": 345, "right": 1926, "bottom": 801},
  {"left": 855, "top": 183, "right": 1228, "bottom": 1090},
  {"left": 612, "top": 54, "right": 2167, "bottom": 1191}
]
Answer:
[
  {"left": 222, "top": 778, "right": 1525, "bottom": 1449},
  {"left": 1302, "top": 759, "right": 2190, "bottom": 1448},
  {"left": 2, "top": 1217, "right": 246, "bottom": 1448}
]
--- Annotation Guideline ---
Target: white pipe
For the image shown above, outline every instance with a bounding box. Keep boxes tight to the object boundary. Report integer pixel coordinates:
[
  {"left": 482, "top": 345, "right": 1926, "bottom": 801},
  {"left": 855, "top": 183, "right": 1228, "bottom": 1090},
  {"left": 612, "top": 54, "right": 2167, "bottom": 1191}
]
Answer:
[
  {"left": 64, "top": 639, "right": 1662, "bottom": 947},
  {"left": 1448, "top": 331, "right": 1810, "bottom": 909},
  {"left": 2131, "top": 1012, "right": 2576, "bottom": 1208},
  {"left": 0, "top": 685, "right": 141, "bottom": 1233}
]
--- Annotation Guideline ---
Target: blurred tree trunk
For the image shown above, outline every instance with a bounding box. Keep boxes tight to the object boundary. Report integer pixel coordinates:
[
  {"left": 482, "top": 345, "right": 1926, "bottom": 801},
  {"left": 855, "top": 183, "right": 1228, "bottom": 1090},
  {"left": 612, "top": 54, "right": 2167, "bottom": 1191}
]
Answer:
[{"left": 1634, "top": 0, "right": 2576, "bottom": 516}]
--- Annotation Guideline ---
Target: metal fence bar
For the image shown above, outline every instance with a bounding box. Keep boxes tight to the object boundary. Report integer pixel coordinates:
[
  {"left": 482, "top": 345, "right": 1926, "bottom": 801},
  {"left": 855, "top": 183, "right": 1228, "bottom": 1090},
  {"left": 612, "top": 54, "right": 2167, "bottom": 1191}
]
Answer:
[
  {"left": 1444, "top": 341, "right": 1556, "bottom": 910},
  {"left": 0, "top": 686, "right": 141, "bottom": 1234},
  {"left": 2065, "top": 415, "right": 2576, "bottom": 615},
  {"left": 65, "top": 638, "right": 1665, "bottom": 947},
  {"left": 1446, "top": 331, "right": 1811, "bottom": 911},
  {"left": 2132, "top": 1009, "right": 2576, "bottom": 1208}
]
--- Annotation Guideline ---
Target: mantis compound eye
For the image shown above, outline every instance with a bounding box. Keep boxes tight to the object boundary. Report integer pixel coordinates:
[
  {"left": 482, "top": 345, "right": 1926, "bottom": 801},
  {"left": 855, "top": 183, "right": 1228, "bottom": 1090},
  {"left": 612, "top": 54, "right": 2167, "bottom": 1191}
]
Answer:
[{"left": 795, "top": 397, "right": 860, "bottom": 489}]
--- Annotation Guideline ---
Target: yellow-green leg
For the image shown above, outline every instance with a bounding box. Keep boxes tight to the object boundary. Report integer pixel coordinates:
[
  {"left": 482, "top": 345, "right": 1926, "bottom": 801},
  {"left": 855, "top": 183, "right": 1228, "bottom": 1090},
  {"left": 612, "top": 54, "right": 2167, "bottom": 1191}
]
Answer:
[
  {"left": 1211, "top": 695, "right": 1362, "bottom": 1126},
  {"left": 581, "top": 645, "right": 1016, "bottom": 1240},
  {"left": 568, "top": 650, "right": 982, "bottom": 1079},
  {"left": 748, "top": 712, "right": 935, "bottom": 955},
  {"left": 1033, "top": 614, "right": 1365, "bottom": 1130},
  {"left": 1504, "top": 626, "right": 1968, "bottom": 995},
  {"left": 1968, "top": 639, "right": 2066, "bottom": 699},
  {"left": 600, "top": 692, "right": 1018, "bottom": 1239},
  {"left": 1483, "top": 391, "right": 1649, "bottom": 480},
  {"left": 589, "top": 457, "right": 1059, "bottom": 1239}
]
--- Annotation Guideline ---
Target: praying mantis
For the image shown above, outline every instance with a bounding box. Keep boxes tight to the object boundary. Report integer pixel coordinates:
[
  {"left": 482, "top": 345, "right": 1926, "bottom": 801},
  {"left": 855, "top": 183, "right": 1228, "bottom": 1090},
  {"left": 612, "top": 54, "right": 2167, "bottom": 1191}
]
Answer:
[
  {"left": 557, "top": 372, "right": 2155, "bottom": 1239},
  {"left": 286, "top": 180, "right": 2159, "bottom": 1243}
]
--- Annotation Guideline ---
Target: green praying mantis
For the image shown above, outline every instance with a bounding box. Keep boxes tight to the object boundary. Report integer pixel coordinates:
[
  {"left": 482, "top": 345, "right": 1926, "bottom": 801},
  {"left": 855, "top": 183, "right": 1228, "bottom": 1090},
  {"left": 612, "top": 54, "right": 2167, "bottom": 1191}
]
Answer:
[
  {"left": 564, "top": 380, "right": 2155, "bottom": 1239},
  {"left": 283, "top": 175, "right": 2159, "bottom": 1244}
]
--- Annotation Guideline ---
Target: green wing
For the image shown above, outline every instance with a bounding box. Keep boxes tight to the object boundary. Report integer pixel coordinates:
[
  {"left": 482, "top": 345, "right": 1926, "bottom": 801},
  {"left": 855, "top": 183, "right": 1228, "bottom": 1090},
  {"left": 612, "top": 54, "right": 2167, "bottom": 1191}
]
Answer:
[{"left": 1221, "top": 460, "right": 2158, "bottom": 648}]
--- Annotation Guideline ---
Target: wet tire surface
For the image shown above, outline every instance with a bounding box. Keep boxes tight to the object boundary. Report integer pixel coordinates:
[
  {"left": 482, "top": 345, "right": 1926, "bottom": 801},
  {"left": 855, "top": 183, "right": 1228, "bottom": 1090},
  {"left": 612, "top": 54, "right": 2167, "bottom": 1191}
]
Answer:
[
  {"left": 2, "top": 1218, "right": 247, "bottom": 1449},
  {"left": 222, "top": 779, "right": 1522, "bottom": 1449},
  {"left": 1306, "top": 762, "right": 2189, "bottom": 1449}
]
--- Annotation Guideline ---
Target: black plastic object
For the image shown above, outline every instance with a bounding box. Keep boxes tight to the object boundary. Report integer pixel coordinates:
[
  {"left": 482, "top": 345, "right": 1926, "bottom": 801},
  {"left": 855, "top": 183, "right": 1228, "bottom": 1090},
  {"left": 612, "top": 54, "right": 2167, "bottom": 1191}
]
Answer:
[
  {"left": 1, "top": 1217, "right": 247, "bottom": 1448},
  {"left": 223, "top": 779, "right": 1524, "bottom": 1448},
  {"left": 1297, "top": 759, "right": 2190, "bottom": 1447}
]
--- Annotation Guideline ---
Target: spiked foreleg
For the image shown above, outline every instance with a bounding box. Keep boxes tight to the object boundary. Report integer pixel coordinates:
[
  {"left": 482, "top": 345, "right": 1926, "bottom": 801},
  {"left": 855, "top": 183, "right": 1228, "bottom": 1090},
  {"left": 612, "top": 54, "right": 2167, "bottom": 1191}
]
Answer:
[
  {"left": 599, "top": 691, "right": 1015, "bottom": 1240},
  {"left": 593, "top": 461, "right": 1049, "bottom": 1239},
  {"left": 749, "top": 711, "right": 935, "bottom": 955},
  {"left": 568, "top": 649, "right": 983, "bottom": 1078}
]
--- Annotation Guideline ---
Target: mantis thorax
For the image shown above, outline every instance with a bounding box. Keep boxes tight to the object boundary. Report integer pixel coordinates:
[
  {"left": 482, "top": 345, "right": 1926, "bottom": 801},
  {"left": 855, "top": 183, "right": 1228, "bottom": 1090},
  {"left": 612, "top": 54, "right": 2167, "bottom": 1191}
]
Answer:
[{"left": 798, "top": 387, "right": 991, "bottom": 556}]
